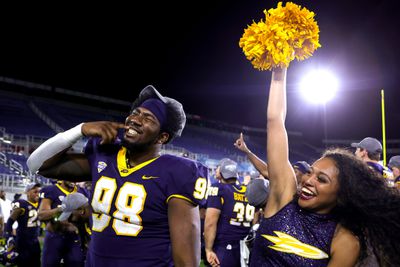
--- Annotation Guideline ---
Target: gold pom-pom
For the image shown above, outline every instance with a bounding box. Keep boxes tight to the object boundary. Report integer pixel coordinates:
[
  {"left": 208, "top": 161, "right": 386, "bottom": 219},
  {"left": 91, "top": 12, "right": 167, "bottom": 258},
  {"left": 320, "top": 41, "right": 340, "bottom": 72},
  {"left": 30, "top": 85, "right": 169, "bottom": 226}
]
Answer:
[{"left": 239, "top": 2, "right": 321, "bottom": 71}]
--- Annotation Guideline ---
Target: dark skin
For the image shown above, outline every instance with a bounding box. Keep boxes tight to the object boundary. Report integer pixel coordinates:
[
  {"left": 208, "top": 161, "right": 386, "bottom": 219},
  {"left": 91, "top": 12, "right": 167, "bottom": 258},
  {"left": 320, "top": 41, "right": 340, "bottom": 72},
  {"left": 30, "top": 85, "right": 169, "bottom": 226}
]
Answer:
[
  {"left": 9, "top": 186, "right": 41, "bottom": 221},
  {"left": 36, "top": 107, "right": 201, "bottom": 267},
  {"left": 38, "top": 181, "right": 79, "bottom": 233},
  {"left": 69, "top": 204, "right": 91, "bottom": 224},
  {"left": 7, "top": 186, "right": 41, "bottom": 250},
  {"left": 204, "top": 177, "right": 237, "bottom": 267}
]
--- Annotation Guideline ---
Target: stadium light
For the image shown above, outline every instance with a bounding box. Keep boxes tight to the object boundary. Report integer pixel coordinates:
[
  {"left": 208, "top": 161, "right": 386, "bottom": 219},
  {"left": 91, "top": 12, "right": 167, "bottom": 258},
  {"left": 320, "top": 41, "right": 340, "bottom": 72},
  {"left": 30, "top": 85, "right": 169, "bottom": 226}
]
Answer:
[{"left": 300, "top": 70, "right": 338, "bottom": 104}]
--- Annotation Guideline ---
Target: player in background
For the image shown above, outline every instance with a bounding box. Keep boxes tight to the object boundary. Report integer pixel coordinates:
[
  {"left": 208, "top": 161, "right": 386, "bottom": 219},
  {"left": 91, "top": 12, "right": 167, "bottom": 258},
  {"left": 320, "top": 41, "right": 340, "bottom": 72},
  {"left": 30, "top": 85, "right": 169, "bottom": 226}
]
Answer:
[
  {"left": 38, "top": 180, "right": 88, "bottom": 267},
  {"left": 58, "top": 192, "right": 92, "bottom": 252},
  {"left": 351, "top": 137, "right": 394, "bottom": 184},
  {"left": 388, "top": 155, "right": 400, "bottom": 189},
  {"left": 4, "top": 182, "right": 41, "bottom": 267},
  {"left": 205, "top": 158, "right": 255, "bottom": 267}
]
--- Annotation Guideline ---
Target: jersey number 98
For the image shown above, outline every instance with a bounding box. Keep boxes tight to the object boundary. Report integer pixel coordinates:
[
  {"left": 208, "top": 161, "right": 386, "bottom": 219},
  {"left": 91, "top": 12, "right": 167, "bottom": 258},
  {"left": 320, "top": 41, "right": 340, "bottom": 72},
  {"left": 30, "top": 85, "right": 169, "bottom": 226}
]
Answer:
[{"left": 91, "top": 177, "right": 147, "bottom": 236}]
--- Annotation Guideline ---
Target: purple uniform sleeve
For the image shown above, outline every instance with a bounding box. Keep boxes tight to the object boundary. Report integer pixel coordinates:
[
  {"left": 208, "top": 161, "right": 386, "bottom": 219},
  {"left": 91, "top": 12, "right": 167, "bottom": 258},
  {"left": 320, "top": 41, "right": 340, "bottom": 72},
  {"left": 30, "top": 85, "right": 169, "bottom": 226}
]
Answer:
[
  {"left": 40, "top": 185, "right": 55, "bottom": 201},
  {"left": 166, "top": 157, "right": 208, "bottom": 206},
  {"left": 206, "top": 183, "right": 223, "bottom": 210},
  {"left": 39, "top": 185, "right": 63, "bottom": 209}
]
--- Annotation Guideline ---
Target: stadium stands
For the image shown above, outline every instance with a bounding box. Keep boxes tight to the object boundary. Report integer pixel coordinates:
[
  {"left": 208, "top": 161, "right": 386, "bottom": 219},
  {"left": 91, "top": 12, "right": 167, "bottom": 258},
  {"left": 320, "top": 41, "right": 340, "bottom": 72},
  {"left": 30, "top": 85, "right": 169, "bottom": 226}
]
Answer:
[
  {"left": 33, "top": 98, "right": 125, "bottom": 130},
  {"left": 0, "top": 91, "right": 54, "bottom": 136},
  {"left": 0, "top": 85, "right": 326, "bottom": 189}
]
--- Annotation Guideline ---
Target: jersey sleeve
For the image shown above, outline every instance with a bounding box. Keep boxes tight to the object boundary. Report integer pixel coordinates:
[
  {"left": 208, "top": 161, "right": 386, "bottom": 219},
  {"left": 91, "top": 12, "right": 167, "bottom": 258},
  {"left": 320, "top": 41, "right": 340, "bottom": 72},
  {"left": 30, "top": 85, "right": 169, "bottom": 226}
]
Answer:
[
  {"left": 11, "top": 199, "right": 23, "bottom": 211},
  {"left": 206, "top": 183, "right": 223, "bottom": 210},
  {"left": 166, "top": 159, "right": 208, "bottom": 206},
  {"left": 84, "top": 137, "right": 99, "bottom": 157},
  {"left": 39, "top": 185, "right": 56, "bottom": 201}
]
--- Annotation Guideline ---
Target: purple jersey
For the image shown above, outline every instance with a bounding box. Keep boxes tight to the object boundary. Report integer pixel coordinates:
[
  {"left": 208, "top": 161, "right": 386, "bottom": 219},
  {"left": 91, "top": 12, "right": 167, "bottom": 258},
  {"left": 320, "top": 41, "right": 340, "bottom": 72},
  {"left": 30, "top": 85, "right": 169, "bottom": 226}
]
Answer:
[
  {"left": 207, "top": 182, "right": 255, "bottom": 244},
  {"left": 11, "top": 199, "right": 40, "bottom": 242},
  {"left": 84, "top": 138, "right": 208, "bottom": 265},
  {"left": 40, "top": 183, "right": 88, "bottom": 210},
  {"left": 367, "top": 162, "right": 393, "bottom": 179},
  {"left": 250, "top": 201, "right": 337, "bottom": 267}
]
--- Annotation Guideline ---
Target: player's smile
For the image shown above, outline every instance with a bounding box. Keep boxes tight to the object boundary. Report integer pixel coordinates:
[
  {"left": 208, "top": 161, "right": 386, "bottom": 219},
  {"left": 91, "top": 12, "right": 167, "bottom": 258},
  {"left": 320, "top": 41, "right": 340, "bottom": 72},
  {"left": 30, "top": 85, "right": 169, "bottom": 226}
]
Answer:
[
  {"left": 125, "top": 126, "right": 142, "bottom": 138},
  {"left": 124, "top": 117, "right": 145, "bottom": 141}
]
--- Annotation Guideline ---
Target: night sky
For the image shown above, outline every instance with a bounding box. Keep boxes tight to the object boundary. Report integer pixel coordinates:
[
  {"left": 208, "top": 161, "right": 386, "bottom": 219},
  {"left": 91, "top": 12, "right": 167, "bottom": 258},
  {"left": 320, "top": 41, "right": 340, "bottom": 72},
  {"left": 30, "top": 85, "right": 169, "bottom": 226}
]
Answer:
[{"left": 0, "top": 1, "right": 399, "bottom": 147}]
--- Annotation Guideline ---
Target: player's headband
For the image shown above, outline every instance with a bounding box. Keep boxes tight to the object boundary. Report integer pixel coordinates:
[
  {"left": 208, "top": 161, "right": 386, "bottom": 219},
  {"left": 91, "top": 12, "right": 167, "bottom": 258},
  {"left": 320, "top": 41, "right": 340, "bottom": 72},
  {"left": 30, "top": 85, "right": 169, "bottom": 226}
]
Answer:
[{"left": 139, "top": 98, "right": 167, "bottom": 130}]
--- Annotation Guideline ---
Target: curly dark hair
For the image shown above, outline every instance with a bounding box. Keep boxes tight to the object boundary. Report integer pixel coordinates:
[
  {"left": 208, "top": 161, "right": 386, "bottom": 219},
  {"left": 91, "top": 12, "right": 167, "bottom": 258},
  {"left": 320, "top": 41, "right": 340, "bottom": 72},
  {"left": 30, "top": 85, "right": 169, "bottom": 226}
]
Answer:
[{"left": 322, "top": 148, "right": 400, "bottom": 266}]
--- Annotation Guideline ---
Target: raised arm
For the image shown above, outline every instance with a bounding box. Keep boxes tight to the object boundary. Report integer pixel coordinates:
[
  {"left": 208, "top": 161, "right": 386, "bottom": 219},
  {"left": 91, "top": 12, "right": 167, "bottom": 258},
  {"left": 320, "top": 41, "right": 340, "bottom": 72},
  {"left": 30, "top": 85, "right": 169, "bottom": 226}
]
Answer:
[
  {"left": 264, "top": 68, "right": 297, "bottom": 217},
  {"left": 234, "top": 132, "right": 269, "bottom": 178},
  {"left": 27, "top": 121, "right": 126, "bottom": 181}
]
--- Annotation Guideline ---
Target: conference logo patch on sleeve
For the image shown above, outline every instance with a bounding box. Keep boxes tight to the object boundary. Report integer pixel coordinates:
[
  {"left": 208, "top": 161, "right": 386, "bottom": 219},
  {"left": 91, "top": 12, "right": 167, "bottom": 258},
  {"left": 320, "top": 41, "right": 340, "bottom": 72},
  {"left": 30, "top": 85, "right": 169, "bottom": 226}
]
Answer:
[{"left": 97, "top": 161, "right": 107, "bottom": 173}]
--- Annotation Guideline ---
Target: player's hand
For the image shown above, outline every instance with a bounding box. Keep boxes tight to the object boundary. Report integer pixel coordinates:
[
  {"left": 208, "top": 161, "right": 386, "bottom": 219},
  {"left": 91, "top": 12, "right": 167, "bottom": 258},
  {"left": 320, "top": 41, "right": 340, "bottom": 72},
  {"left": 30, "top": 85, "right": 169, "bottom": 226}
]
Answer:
[
  {"left": 206, "top": 249, "right": 220, "bottom": 267},
  {"left": 234, "top": 132, "right": 250, "bottom": 154},
  {"left": 82, "top": 121, "right": 127, "bottom": 144}
]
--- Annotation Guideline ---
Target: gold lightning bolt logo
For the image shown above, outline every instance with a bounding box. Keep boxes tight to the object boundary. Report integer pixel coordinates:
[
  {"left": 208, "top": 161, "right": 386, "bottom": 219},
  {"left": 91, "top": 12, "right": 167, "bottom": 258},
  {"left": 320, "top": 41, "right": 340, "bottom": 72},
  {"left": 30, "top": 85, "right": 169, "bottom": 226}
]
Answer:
[
  {"left": 262, "top": 231, "right": 329, "bottom": 259},
  {"left": 233, "top": 185, "right": 247, "bottom": 193}
]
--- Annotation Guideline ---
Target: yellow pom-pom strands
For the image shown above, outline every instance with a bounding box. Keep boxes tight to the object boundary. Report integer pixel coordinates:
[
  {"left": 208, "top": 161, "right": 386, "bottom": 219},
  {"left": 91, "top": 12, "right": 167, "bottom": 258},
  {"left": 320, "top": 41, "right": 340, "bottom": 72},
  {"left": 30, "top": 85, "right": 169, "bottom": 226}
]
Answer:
[{"left": 239, "top": 2, "right": 321, "bottom": 71}]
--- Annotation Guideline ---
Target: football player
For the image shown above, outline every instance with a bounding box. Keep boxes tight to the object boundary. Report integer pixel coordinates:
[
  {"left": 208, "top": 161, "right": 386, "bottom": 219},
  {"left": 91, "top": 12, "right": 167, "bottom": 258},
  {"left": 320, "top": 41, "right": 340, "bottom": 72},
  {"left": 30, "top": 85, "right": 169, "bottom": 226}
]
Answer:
[
  {"left": 4, "top": 182, "right": 41, "bottom": 267},
  {"left": 38, "top": 180, "right": 88, "bottom": 267},
  {"left": 351, "top": 137, "right": 394, "bottom": 184},
  {"left": 205, "top": 158, "right": 255, "bottom": 267},
  {"left": 27, "top": 85, "right": 208, "bottom": 267}
]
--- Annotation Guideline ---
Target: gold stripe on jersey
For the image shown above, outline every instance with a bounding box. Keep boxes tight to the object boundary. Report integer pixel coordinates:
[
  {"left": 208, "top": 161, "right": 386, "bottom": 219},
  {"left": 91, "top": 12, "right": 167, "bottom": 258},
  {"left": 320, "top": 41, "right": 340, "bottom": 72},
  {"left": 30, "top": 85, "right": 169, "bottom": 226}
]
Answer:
[
  {"left": 27, "top": 201, "right": 39, "bottom": 208},
  {"left": 166, "top": 194, "right": 196, "bottom": 205},
  {"left": 56, "top": 184, "right": 78, "bottom": 195},
  {"left": 117, "top": 147, "right": 160, "bottom": 177}
]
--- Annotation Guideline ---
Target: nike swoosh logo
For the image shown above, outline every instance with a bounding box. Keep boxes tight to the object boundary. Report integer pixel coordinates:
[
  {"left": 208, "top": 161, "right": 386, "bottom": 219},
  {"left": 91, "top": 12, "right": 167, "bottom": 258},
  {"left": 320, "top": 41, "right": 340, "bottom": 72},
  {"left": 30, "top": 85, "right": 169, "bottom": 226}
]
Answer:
[{"left": 142, "top": 175, "right": 159, "bottom": 180}]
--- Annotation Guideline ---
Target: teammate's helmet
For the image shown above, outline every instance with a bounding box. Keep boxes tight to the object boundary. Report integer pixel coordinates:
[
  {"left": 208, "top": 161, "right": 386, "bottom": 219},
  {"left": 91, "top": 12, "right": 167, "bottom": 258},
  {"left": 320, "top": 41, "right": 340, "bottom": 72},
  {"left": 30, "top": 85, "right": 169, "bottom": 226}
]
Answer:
[{"left": 130, "top": 85, "right": 186, "bottom": 143}]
